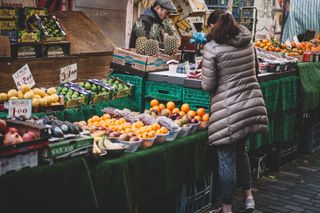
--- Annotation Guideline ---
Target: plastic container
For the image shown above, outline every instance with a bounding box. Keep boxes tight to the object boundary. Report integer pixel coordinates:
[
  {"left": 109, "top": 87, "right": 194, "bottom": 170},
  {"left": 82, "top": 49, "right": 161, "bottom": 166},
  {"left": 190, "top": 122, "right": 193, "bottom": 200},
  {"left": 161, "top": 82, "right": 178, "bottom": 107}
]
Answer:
[
  {"left": 109, "top": 136, "right": 119, "bottom": 143},
  {"left": 179, "top": 125, "right": 192, "bottom": 137},
  {"left": 189, "top": 122, "right": 200, "bottom": 134},
  {"left": 139, "top": 137, "right": 156, "bottom": 149},
  {"left": 166, "top": 128, "right": 181, "bottom": 141},
  {"left": 154, "top": 133, "right": 169, "bottom": 144},
  {"left": 119, "top": 139, "right": 142, "bottom": 153}
]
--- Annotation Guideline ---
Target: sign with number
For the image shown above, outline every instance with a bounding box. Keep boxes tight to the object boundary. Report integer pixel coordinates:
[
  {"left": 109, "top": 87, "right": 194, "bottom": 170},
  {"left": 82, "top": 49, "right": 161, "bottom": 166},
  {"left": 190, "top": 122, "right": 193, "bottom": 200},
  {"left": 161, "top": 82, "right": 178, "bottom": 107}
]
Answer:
[
  {"left": 8, "top": 99, "right": 32, "bottom": 119},
  {"left": 60, "top": 63, "right": 77, "bottom": 84},
  {"left": 12, "top": 64, "right": 35, "bottom": 90}
]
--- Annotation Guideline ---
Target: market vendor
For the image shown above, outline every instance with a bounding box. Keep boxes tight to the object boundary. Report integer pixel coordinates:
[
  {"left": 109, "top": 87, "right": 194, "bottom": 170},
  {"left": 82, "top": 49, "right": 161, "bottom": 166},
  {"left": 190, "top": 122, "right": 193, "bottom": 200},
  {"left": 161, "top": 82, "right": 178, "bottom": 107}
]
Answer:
[{"left": 129, "top": 0, "right": 177, "bottom": 48}]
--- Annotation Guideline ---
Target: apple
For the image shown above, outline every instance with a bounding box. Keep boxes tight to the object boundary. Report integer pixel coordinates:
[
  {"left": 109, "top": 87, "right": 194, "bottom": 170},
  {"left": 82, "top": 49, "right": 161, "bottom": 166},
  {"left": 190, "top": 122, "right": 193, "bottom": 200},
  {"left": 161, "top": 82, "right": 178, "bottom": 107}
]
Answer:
[
  {"left": 0, "top": 119, "right": 7, "bottom": 135},
  {"left": 129, "top": 136, "right": 140, "bottom": 142},
  {"left": 119, "top": 134, "right": 130, "bottom": 141}
]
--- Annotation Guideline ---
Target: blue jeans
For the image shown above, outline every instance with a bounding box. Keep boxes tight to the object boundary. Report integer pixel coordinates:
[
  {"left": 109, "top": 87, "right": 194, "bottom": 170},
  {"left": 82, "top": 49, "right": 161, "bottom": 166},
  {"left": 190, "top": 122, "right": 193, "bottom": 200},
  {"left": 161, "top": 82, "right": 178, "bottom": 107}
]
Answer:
[{"left": 217, "top": 140, "right": 252, "bottom": 204}]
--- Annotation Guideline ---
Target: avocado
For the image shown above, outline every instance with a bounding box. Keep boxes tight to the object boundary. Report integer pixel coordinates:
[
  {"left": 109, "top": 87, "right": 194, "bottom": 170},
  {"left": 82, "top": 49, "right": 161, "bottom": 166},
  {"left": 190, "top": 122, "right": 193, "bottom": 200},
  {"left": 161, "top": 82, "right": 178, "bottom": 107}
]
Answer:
[{"left": 84, "top": 82, "right": 91, "bottom": 90}]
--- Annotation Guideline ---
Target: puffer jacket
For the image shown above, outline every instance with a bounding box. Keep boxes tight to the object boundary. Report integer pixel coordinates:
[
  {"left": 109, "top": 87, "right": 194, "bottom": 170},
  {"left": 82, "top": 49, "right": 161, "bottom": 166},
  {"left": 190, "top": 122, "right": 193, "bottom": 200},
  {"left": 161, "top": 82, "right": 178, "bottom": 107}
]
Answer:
[{"left": 202, "top": 26, "right": 268, "bottom": 146}]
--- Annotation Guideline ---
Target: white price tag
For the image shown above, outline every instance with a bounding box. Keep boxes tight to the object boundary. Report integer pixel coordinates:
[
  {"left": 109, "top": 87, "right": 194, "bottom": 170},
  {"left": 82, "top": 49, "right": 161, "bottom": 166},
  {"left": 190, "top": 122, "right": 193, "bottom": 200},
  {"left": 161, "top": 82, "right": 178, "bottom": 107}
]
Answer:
[
  {"left": 8, "top": 99, "right": 32, "bottom": 119},
  {"left": 60, "top": 63, "right": 77, "bottom": 84},
  {"left": 12, "top": 64, "right": 35, "bottom": 90}
]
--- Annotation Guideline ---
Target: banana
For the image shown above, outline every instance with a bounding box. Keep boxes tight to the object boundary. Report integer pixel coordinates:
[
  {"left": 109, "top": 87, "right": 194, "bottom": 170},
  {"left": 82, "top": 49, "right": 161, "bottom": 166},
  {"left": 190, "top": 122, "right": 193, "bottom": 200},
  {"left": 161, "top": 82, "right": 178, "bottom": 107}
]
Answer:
[{"left": 92, "top": 140, "right": 102, "bottom": 156}]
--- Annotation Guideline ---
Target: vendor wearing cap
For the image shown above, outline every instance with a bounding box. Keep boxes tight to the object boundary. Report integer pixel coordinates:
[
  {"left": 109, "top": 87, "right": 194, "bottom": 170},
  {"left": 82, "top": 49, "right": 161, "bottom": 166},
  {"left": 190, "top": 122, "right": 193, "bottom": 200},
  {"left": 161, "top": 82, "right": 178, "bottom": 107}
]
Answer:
[{"left": 129, "top": 0, "right": 177, "bottom": 49}]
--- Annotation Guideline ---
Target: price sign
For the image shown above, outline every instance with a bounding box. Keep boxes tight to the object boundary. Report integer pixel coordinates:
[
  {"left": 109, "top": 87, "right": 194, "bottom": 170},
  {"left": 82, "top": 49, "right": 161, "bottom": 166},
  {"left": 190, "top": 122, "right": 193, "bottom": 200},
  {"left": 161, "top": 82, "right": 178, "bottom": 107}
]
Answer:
[
  {"left": 12, "top": 64, "right": 35, "bottom": 90},
  {"left": 60, "top": 63, "right": 77, "bottom": 84},
  {"left": 8, "top": 99, "right": 32, "bottom": 119}
]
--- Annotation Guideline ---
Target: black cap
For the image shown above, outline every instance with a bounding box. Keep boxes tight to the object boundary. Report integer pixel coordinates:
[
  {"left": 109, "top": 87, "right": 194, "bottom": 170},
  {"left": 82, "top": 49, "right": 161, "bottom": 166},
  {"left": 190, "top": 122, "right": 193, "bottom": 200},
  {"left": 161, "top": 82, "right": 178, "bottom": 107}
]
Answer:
[{"left": 156, "top": 0, "right": 177, "bottom": 13}]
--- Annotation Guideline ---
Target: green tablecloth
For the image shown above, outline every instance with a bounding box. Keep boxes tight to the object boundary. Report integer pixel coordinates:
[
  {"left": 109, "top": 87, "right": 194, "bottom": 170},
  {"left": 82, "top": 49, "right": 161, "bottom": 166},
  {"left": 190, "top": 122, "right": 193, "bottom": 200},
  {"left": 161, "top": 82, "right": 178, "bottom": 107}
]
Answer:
[
  {"left": 298, "top": 62, "right": 320, "bottom": 112},
  {"left": 0, "top": 131, "right": 209, "bottom": 213}
]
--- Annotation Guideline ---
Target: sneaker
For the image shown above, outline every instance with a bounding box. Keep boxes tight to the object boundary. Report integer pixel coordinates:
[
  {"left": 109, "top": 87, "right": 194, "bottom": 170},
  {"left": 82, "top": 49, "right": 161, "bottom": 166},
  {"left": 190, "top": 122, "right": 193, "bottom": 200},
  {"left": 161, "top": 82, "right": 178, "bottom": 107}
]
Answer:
[{"left": 238, "top": 197, "right": 255, "bottom": 213}]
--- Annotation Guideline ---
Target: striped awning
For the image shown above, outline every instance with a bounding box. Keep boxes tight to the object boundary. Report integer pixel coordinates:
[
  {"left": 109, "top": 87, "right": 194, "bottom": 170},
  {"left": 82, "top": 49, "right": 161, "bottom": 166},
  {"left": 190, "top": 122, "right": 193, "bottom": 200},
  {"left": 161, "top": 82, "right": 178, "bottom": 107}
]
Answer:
[{"left": 282, "top": 0, "right": 320, "bottom": 42}]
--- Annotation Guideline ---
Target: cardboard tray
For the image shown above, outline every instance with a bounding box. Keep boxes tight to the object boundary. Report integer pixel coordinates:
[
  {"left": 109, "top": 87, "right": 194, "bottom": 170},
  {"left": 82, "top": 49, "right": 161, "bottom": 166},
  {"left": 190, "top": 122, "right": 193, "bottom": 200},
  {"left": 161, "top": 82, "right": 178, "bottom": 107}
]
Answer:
[{"left": 0, "top": 120, "right": 49, "bottom": 158}]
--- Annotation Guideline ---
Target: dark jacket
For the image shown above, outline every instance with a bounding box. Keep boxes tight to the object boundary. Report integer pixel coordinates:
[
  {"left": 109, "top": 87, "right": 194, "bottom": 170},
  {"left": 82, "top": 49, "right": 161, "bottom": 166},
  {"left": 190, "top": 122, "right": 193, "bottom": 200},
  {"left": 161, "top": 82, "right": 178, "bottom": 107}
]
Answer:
[
  {"left": 202, "top": 26, "right": 268, "bottom": 146},
  {"left": 129, "top": 8, "right": 164, "bottom": 48}
]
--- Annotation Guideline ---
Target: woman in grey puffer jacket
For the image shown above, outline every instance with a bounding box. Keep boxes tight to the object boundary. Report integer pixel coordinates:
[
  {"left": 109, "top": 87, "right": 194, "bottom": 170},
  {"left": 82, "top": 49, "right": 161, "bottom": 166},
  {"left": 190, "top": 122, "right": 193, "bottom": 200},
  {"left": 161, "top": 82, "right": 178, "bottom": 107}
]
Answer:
[{"left": 202, "top": 12, "right": 268, "bottom": 213}]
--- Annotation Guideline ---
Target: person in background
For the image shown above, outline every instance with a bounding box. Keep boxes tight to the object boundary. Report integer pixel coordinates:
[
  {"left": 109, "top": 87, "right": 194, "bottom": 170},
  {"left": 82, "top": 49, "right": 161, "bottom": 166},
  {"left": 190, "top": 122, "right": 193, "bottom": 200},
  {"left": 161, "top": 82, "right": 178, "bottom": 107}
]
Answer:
[
  {"left": 202, "top": 12, "right": 268, "bottom": 213},
  {"left": 129, "top": 0, "right": 176, "bottom": 48},
  {"left": 206, "top": 9, "right": 225, "bottom": 32}
]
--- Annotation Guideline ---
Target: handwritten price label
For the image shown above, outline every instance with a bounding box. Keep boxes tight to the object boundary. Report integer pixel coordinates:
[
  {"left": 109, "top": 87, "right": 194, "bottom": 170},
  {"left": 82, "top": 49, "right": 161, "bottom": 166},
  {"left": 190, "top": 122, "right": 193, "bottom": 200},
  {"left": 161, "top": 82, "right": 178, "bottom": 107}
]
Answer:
[
  {"left": 12, "top": 64, "right": 35, "bottom": 90},
  {"left": 8, "top": 99, "right": 32, "bottom": 119},
  {"left": 60, "top": 63, "right": 77, "bottom": 84}
]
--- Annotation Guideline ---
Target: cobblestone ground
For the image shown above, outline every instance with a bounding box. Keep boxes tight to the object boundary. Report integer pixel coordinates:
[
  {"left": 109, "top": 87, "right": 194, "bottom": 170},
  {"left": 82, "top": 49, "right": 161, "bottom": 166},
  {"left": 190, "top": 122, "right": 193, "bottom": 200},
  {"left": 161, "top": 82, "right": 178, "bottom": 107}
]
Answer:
[
  {"left": 208, "top": 151, "right": 320, "bottom": 213},
  {"left": 233, "top": 151, "right": 320, "bottom": 213}
]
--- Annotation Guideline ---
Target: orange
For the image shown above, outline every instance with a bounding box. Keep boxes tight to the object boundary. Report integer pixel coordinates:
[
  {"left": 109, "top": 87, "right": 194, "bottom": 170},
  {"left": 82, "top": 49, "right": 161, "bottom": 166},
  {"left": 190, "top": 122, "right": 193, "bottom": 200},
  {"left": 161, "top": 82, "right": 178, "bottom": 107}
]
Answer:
[
  {"left": 152, "top": 105, "right": 161, "bottom": 112},
  {"left": 102, "top": 114, "right": 111, "bottom": 120},
  {"left": 152, "top": 123, "right": 161, "bottom": 130},
  {"left": 179, "top": 111, "right": 186, "bottom": 117},
  {"left": 262, "top": 39, "right": 268, "bottom": 44},
  {"left": 160, "top": 127, "right": 168, "bottom": 134},
  {"left": 181, "top": 104, "right": 190, "bottom": 113},
  {"left": 202, "top": 113, "right": 209, "bottom": 122},
  {"left": 135, "top": 121, "right": 144, "bottom": 128},
  {"left": 159, "top": 103, "right": 165, "bottom": 111},
  {"left": 166, "top": 101, "right": 176, "bottom": 111},
  {"left": 172, "top": 108, "right": 180, "bottom": 114},
  {"left": 187, "top": 110, "right": 196, "bottom": 117},
  {"left": 92, "top": 115, "right": 100, "bottom": 122},
  {"left": 194, "top": 115, "right": 202, "bottom": 121},
  {"left": 196, "top": 108, "right": 206, "bottom": 116},
  {"left": 150, "top": 99, "right": 159, "bottom": 107}
]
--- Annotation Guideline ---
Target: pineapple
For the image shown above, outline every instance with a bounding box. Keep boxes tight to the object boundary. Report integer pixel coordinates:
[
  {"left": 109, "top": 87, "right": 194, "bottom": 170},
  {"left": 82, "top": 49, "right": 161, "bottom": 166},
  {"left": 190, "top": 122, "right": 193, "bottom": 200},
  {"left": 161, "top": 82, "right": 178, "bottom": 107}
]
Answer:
[
  {"left": 163, "top": 20, "right": 178, "bottom": 55},
  {"left": 145, "top": 24, "right": 160, "bottom": 56},
  {"left": 134, "top": 19, "right": 147, "bottom": 55}
]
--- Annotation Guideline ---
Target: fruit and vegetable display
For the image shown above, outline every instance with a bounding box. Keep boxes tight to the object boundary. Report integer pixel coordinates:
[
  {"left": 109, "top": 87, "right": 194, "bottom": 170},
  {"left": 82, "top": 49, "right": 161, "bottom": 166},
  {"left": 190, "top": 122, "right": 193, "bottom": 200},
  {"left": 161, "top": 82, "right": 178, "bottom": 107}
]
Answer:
[
  {"left": 78, "top": 79, "right": 113, "bottom": 103},
  {"left": 0, "top": 85, "right": 62, "bottom": 108},
  {"left": 0, "top": 118, "right": 47, "bottom": 146},
  {"left": 18, "top": 30, "right": 40, "bottom": 43},
  {"left": 255, "top": 39, "right": 320, "bottom": 57},
  {"left": 56, "top": 82, "right": 91, "bottom": 107},
  {"left": 104, "top": 77, "right": 133, "bottom": 99}
]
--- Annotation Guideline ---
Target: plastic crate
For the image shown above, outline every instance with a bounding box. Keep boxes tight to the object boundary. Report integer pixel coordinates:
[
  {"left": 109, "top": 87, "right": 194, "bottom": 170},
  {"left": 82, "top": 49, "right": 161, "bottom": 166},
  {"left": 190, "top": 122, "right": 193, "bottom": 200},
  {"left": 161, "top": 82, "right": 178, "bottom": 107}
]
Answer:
[
  {"left": 176, "top": 173, "right": 213, "bottom": 213},
  {"left": 300, "top": 121, "right": 320, "bottom": 154},
  {"left": 188, "top": 103, "right": 210, "bottom": 112},
  {"left": 278, "top": 76, "right": 299, "bottom": 112},
  {"left": 146, "top": 81, "right": 183, "bottom": 102},
  {"left": 266, "top": 134, "right": 298, "bottom": 171},
  {"left": 273, "top": 112, "right": 296, "bottom": 144},
  {"left": 259, "top": 79, "right": 280, "bottom": 114},
  {"left": 183, "top": 87, "right": 210, "bottom": 106},
  {"left": 111, "top": 73, "right": 145, "bottom": 112}
]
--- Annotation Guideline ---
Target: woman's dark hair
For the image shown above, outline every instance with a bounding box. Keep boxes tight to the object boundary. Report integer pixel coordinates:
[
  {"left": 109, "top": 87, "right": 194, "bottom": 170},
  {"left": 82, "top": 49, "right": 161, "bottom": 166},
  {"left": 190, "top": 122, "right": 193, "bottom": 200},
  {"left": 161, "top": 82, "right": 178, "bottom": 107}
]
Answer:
[
  {"left": 207, "top": 9, "right": 225, "bottom": 26},
  {"left": 207, "top": 13, "right": 241, "bottom": 44}
]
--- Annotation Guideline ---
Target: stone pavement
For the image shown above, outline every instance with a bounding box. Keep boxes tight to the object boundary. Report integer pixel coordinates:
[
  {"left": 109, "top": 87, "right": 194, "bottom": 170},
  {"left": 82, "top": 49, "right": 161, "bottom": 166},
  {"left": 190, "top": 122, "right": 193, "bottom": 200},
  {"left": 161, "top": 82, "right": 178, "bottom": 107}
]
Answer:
[
  {"left": 207, "top": 151, "right": 320, "bottom": 212},
  {"left": 232, "top": 151, "right": 320, "bottom": 213}
]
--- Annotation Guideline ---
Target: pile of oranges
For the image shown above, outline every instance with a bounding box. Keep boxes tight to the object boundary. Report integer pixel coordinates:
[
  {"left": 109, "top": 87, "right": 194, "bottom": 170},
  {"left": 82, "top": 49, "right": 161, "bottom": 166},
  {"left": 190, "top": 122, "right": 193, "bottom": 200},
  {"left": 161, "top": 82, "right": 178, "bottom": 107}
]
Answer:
[
  {"left": 86, "top": 114, "right": 169, "bottom": 139},
  {"left": 255, "top": 39, "right": 320, "bottom": 56},
  {"left": 149, "top": 99, "right": 209, "bottom": 122}
]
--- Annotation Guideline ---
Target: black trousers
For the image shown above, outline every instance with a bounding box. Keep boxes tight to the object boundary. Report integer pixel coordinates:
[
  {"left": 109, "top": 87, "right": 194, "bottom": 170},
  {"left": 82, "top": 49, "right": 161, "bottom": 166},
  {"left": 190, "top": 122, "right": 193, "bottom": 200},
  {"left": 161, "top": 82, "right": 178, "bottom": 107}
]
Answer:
[{"left": 216, "top": 139, "right": 252, "bottom": 204}]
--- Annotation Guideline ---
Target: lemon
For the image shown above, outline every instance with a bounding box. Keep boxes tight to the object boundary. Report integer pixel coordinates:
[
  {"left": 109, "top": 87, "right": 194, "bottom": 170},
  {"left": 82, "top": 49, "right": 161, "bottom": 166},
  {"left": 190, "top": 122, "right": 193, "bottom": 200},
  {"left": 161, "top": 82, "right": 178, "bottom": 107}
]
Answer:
[
  {"left": 21, "top": 85, "right": 31, "bottom": 94},
  {"left": 9, "top": 96, "right": 18, "bottom": 100},
  {"left": 24, "top": 91, "right": 34, "bottom": 99},
  {"left": 44, "top": 95, "right": 53, "bottom": 105},
  {"left": 33, "top": 88, "right": 42, "bottom": 95},
  {"left": 32, "top": 98, "right": 40, "bottom": 107},
  {"left": 47, "top": 87, "right": 57, "bottom": 95},
  {"left": 33, "top": 94, "right": 41, "bottom": 99},
  {"left": 0, "top": 93, "right": 8, "bottom": 102},
  {"left": 17, "top": 91, "right": 24, "bottom": 99},
  {"left": 39, "top": 98, "right": 47, "bottom": 106},
  {"left": 51, "top": 94, "right": 59, "bottom": 102},
  {"left": 7, "top": 89, "right": 18, "bottom": 98},
  {"left": 39, "top": 89, "right": 46, "bottom": 98}
]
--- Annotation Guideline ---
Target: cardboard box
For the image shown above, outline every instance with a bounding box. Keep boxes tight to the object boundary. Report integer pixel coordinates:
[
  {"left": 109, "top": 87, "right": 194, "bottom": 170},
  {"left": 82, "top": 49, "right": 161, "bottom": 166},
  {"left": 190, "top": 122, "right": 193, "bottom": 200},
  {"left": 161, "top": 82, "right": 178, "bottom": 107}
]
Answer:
[
  {"left": 112, "top": 47, "right": 180, "bottom": 72},
  {"left": 147, "top": 71, "right": 187, "bottom": 85},
  {"left": 41, "top": 136, "right": 93, "bottom": 161},
  {"left": 0, "top": 150, "right": 38, "bottom": 176},
  {"left": 175, "top": 0, "right": 207, "bottom": 20}
]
